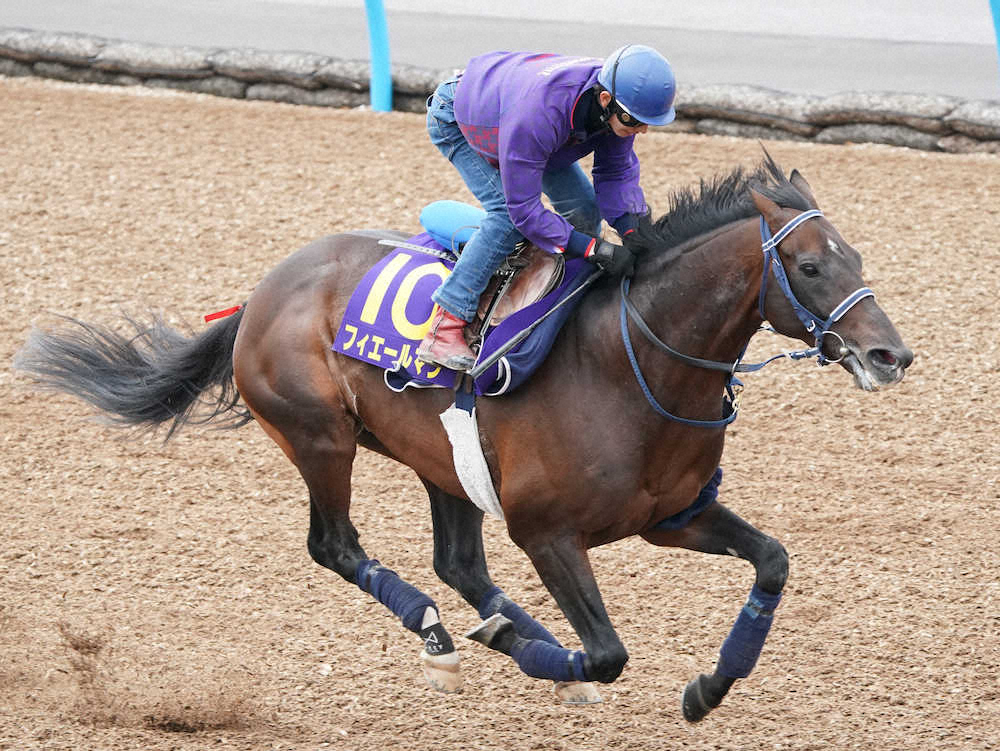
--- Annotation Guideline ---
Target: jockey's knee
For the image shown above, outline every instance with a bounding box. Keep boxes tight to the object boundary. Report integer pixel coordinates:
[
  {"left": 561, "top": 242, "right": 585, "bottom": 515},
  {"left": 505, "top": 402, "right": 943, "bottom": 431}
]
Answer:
[
  {"left": 755, "top": 536, "right": 789, "bottom": 595},
  {"left": 483, "top": 215, "right": 523, "bottom": 251},
  {"left": 584, "top": 642, "right": 629, "bottom": 684}
]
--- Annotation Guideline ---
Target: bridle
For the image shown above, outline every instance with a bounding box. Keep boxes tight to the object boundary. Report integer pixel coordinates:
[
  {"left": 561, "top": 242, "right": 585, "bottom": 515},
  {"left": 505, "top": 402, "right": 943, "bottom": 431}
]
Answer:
[
  {"left": 620, "top": 209, "right": 875, "bottom": 428},
  {"left": 757, "top": 209, "right": 874, "bottom": 366}
]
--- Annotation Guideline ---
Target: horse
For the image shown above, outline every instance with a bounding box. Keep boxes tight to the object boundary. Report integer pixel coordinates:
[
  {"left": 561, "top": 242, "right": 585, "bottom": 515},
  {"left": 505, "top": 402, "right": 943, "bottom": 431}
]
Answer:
[{"left": 16, "top": 154, "right": 913, "bottom": 721}]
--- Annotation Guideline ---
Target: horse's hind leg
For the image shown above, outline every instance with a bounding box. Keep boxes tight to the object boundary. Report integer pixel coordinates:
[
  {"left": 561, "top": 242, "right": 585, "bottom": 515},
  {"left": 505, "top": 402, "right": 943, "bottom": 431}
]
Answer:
[
  {"left": 306, "top": 476, "right": 462, "bottom": 694},
  {"left": 250, "top": 398, "right": 462, "bottom": 692},
  {"left": 641, "top": 499, "right": 789, "bottom": 722},
  {"left": 424, "top": 482, "right": 601, "bottom": 703}
]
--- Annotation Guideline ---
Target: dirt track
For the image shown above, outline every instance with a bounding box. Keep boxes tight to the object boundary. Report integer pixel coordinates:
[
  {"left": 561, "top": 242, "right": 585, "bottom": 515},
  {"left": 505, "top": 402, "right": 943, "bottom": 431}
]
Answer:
[{"left": 1, "top": 76, "right": 998, "bottom": 751}]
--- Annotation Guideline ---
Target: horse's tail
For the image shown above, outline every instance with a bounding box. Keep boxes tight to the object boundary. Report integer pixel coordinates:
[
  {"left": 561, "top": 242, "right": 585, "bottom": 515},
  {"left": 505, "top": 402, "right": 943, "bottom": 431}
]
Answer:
[{"left": 15, "top": 309, "right": 251, "bottom": 439}]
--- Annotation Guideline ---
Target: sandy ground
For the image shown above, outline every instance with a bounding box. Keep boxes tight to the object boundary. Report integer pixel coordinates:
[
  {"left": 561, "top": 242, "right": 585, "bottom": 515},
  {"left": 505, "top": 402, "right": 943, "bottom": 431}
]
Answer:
[{"left": 1, "top": 76, "right": 997, "bottom": 751}]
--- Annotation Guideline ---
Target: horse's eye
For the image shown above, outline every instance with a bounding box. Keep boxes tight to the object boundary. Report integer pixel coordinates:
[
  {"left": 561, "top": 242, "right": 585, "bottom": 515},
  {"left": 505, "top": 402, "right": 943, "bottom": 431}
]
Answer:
[{"left": 799, "top": 262, "right": 820, "bottom": 277}]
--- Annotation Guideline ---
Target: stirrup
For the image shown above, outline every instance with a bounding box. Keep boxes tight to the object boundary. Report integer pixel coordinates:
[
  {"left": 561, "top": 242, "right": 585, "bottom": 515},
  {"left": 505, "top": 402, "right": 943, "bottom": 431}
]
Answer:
[{"left": 417, "top": 350, "right": 476, "bottom": 372}]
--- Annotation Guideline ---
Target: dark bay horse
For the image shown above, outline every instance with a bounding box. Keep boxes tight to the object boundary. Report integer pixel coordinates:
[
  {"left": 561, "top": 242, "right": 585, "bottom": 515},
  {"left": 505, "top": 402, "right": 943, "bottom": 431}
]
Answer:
[{"left": 16, "top": 155, "right": 912, "bottom": 720}]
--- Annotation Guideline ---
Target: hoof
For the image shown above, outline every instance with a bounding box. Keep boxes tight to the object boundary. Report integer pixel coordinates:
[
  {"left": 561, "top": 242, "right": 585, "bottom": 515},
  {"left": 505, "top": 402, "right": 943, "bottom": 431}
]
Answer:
[
  {"left": 421, "top": 649, "right": 462, "bottom": 693},
  {"left": 554, "top": 681, "right": 603, "bottom": 705},
  {"left": 682, "top": 673, "right": 721, "bottom": 723},
  {"left": 464, "top": 613, "right": 514, "bottom": 649}
]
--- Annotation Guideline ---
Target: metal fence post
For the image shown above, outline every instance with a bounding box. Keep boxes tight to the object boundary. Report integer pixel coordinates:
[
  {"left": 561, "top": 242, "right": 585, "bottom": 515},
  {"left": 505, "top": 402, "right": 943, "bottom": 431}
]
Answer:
[{"left": 364, "top": 0, "right": 392, "bottom": 111}]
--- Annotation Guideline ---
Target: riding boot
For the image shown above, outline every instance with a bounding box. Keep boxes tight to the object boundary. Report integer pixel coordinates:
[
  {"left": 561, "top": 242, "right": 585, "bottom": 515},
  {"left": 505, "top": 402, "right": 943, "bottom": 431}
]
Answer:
[{"left": 416, "top": 307, "right": 477, "bottom": 371}]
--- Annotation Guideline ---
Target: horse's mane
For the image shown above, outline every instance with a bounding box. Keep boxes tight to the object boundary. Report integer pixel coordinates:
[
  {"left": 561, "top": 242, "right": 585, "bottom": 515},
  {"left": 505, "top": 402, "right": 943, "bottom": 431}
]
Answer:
[{"left": 628, "top": 153, "right": 812, "bottom": 257}]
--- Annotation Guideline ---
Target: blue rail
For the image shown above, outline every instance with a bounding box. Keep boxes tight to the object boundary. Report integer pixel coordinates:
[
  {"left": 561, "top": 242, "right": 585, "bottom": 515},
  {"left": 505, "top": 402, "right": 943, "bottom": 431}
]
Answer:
[
  {"left": 364, "top": 0, "right": 392, "bottom": 111},
  {"left": 992, "top": 0, "right": 1000, "bottom": 85}
]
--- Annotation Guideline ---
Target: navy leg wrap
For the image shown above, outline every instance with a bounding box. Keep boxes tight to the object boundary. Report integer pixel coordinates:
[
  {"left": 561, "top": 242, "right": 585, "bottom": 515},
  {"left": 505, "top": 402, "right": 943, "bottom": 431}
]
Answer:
[
  {"left": 510, "top": 638, "right": 589, "bottom": 683},
  {"left": 716, "top": 584, "right": 782, "bottom": 679},
  {"left": 356, "top": 559, "right": 436, "bottom": 634},
  {"left": 478, "top": 585, "right": 561, "bottom": 646}
]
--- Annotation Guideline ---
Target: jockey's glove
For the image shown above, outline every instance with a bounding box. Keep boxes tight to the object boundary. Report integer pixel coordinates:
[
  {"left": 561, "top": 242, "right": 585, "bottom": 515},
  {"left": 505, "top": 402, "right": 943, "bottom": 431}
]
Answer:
[
  {"left": 566, "top": 231, "right": 636, "bottom": 277},
  {"left": 588, "top": 239, "right": 635, "bottom": 277}
]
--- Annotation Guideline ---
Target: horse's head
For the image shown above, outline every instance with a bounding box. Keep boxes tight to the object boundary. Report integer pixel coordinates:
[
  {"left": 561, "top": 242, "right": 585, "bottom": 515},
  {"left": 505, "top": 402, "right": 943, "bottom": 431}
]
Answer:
[{"left": 752, "top": 172, "right": 913, "bottom": 391}]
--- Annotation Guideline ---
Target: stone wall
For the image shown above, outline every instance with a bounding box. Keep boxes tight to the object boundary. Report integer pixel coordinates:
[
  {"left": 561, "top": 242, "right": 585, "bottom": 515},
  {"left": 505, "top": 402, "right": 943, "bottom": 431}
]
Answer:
[{"left": 3, "top": 27, "right": 999, "bottom": 154}]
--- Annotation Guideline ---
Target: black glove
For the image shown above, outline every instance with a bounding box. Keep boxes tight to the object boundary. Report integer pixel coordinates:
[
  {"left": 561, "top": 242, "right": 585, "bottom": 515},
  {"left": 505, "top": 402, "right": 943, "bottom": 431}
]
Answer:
[{"left": 586, "top": 239, "right": 635, "bottom": 277}]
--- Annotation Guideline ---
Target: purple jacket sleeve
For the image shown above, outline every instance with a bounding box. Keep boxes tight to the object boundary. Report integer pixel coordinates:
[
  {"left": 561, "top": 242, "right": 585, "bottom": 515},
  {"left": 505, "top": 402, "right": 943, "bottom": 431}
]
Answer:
[
  {"left": 497, "top": 99, "right": 576, "bottom": 253},
  {"left": 500, "top": 122, "right": 648, "bottom": 251},
  {"left": 592, "top": 135, "right": 647, "bottom": 225}
]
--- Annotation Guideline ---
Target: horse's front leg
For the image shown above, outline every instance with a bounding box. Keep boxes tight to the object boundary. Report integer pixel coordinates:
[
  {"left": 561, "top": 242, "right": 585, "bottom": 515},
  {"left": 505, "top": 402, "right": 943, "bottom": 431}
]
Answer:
[
  {"left": 525, "top": 537, "right": 630, "bottom": 684},
  {"left": 641, "top": 500, "right": 789, "bottom": 722},
  {"left": 468, "top": 533, "right": 628, "bottom": 689}
]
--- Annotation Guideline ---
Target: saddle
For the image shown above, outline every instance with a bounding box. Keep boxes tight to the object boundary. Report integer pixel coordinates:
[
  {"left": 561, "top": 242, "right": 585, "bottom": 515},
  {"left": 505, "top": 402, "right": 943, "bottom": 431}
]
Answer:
[
  {"left": 419, "top": 200, "right": 565, "bottom": 331},
  {"left": 334, "top": 203, "right": 595, "bottom": 396}
]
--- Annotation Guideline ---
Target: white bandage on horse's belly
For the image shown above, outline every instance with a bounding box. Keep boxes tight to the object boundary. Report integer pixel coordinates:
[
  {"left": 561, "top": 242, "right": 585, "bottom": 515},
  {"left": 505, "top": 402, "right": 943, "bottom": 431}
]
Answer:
[{"left": 439, "top": 405, "right": 504, "bottom": 520}]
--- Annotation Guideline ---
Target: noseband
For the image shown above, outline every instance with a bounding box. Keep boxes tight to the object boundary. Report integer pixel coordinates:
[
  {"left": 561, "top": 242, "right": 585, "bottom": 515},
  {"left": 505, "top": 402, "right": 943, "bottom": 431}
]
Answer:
[{"left": 621, "top": 209, "right": 875, "bottom": 427}]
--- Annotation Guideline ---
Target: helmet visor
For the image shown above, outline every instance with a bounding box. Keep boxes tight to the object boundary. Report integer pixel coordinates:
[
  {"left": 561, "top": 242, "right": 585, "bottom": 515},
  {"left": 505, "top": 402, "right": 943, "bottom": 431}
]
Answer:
[{"left": 613, "top": 97, "right": 676, "bottom": 127}]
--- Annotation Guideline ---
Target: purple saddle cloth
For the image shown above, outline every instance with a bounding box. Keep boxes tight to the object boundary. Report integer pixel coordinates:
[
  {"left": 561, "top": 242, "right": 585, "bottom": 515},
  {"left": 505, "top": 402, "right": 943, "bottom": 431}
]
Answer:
[{"left": 332, "top": 232, "right": 593, "bottom": 395}]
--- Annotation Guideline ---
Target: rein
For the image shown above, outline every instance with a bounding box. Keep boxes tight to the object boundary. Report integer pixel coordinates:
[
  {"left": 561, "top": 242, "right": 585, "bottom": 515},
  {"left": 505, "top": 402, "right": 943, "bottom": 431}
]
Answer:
[
  {"left": 619, "top": 283, "right": 742, "bottom": 428},
  {"left": 620, "top": 209, "right": 874, "bottom": 427}
]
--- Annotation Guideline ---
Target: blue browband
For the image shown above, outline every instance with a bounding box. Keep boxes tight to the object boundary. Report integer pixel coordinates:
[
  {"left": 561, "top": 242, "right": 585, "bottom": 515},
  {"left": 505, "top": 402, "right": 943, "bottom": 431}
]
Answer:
[{"left": 620, "top": 209, "right": 875, "bottom": 427}]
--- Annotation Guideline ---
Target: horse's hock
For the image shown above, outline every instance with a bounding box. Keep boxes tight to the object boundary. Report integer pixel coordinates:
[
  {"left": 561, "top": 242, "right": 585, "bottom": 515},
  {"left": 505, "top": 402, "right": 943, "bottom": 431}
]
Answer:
[{"left": 2, "top": 26, "right": 1000, "bottom": 155}]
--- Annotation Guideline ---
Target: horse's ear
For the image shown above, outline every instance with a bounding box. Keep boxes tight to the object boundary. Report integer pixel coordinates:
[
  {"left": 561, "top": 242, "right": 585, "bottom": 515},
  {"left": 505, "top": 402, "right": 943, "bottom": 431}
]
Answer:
[
  {"left": 750, "top": 188, "right": 782, "bottom": 224},
  {"left": 789, "top": 169, "right": 820, "bottom": 209}
]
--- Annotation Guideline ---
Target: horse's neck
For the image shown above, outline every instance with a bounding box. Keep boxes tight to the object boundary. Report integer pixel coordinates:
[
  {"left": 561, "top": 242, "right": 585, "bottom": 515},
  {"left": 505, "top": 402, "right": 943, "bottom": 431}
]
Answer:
[{"left": 630, "top": 219, "right": 763, "bottom": 365}]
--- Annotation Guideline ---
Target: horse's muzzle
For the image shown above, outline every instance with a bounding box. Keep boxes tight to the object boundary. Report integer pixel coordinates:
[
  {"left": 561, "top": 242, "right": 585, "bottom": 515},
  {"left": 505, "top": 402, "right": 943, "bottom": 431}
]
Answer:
[{"left": 842, "top": 343, "right": 913, "bottom": 391}]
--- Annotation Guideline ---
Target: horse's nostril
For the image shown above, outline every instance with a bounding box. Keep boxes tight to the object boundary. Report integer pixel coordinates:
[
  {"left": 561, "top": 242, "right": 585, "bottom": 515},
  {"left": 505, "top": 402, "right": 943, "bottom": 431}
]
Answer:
[{"left": 870, "top": 348, "right": 912, "bottom": 371}]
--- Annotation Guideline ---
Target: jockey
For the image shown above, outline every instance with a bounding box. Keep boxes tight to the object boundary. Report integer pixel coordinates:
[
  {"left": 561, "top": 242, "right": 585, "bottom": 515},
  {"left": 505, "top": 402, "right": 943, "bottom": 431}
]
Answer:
[{"left": 417, "top": 44, "right": 677, "bottom": 371}]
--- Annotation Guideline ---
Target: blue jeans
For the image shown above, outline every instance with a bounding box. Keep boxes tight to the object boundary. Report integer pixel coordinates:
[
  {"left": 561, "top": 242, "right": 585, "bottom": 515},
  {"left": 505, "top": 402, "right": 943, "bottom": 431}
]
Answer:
[{"left": 426, "top": 78, "right": 601, "bottom": 322}]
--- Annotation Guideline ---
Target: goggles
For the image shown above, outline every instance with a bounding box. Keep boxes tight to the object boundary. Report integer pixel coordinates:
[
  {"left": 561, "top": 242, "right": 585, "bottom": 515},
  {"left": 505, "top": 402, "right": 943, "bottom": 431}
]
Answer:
[{"left": 611, "top": 101, "right": 646, "bottom": 128}]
